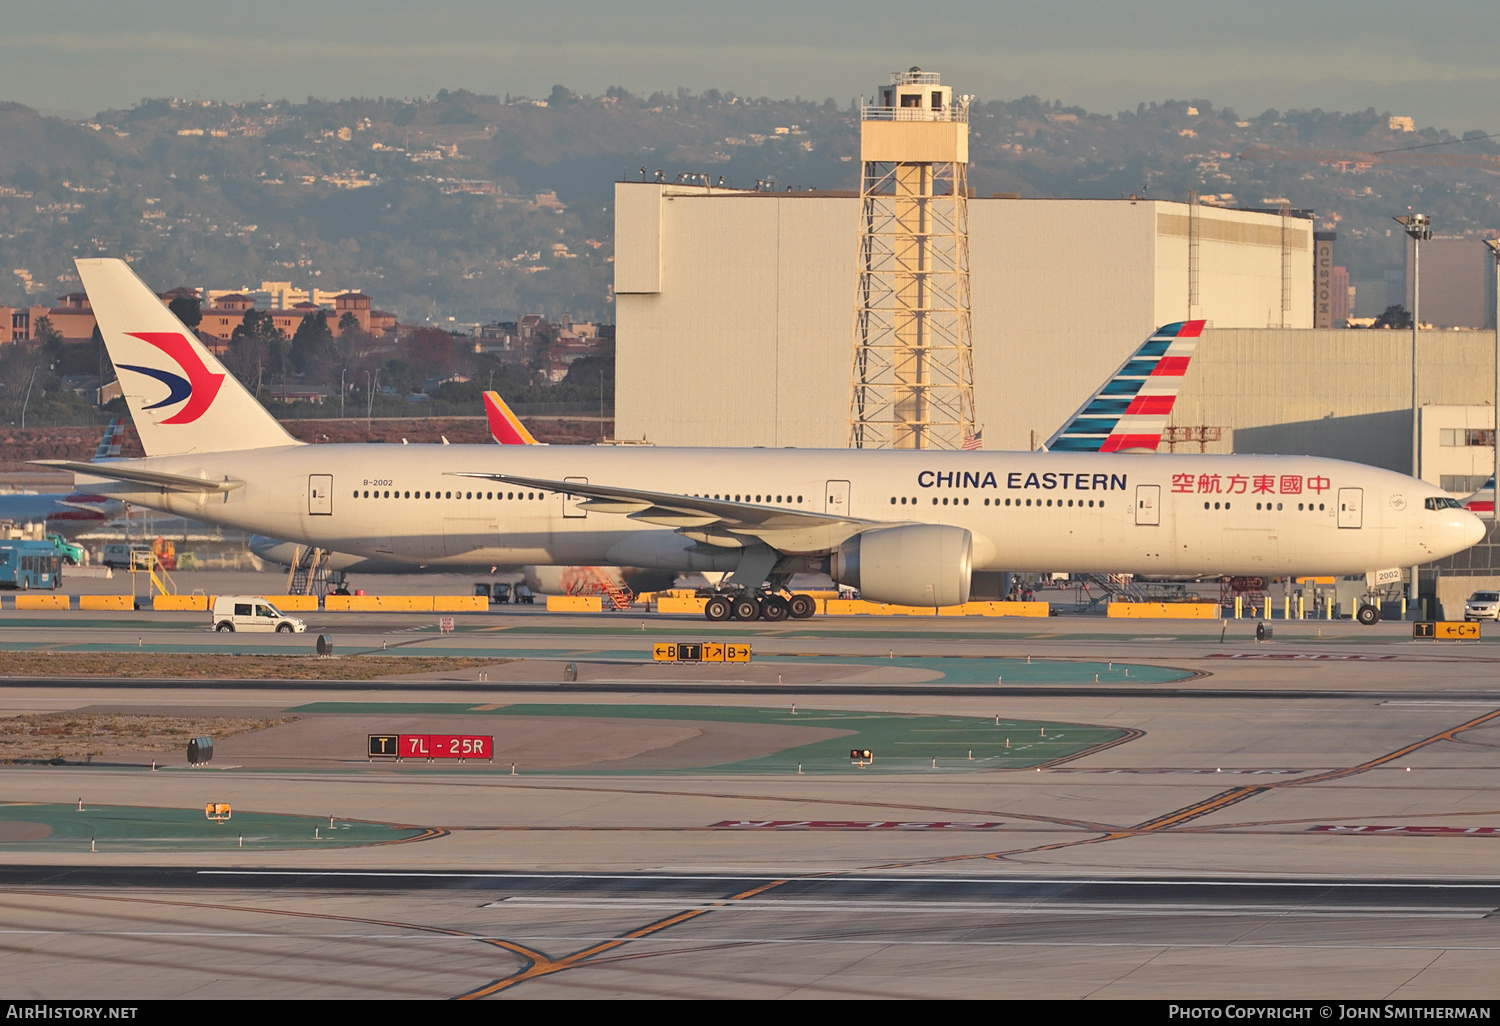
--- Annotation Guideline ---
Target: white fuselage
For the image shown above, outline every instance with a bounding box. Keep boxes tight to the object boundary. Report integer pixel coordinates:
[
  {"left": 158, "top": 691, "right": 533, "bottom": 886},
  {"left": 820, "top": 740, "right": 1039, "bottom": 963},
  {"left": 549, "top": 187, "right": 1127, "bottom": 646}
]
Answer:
[
  {"left": 73, "top": 445, "right": 1482, "bottom": 576},
  {"left": 0, "top": 492, "right": 126, "bottom": 538}
]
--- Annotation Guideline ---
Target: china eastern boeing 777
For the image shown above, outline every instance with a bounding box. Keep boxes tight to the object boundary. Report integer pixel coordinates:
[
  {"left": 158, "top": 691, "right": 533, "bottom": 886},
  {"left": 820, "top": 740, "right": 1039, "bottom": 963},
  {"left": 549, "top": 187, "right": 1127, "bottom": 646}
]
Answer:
[{"left": 44, "top": 258, "right": 1483, "bottom": 623}]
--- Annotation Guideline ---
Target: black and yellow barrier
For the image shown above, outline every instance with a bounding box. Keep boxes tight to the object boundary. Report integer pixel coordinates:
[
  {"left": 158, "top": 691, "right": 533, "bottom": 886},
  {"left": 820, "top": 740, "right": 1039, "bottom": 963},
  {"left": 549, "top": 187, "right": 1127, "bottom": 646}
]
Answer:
[
  {"left": 652, "top": 642, "right": 752, "bottom": 663},
  {"left": 1413, "top": 621, "right": 1481, "bottom": 640}
]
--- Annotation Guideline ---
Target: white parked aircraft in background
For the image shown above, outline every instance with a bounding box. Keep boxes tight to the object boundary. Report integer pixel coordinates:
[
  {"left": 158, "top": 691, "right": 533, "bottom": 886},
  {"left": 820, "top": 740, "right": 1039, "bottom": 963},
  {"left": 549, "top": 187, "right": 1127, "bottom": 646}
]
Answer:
[
  {"left": 0, "top": 419, "right": 130, "bottom": 538},
  {"left": 48, "top": 258, "right": 1484, "bottom": 622}
]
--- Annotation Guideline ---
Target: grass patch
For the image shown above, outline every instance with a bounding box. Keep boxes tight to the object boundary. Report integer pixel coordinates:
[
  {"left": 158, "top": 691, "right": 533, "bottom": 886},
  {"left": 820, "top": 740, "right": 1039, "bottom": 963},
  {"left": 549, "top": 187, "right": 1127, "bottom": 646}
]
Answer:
[
  {"left": 0, "top": 653, "right": 508, "bottom": 680},
  {"left": 0, "top": 713, "right": 295, "bottom": 761}
]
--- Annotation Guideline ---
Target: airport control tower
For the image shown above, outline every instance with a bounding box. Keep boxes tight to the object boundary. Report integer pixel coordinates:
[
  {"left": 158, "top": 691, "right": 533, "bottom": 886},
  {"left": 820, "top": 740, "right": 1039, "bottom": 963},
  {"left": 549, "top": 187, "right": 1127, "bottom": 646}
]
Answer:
[{"left": 849, "top": 68, "right": 976, "bottom": 450}]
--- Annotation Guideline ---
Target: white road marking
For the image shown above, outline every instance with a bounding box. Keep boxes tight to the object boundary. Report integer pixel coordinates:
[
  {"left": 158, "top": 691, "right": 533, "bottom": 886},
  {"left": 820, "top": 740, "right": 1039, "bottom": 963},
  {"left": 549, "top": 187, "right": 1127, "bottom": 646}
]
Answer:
[
  {"left": 2, "top": 928, "right": 1500, "bottom": 952},
  {"left": 197, "top": 870, "right": 1500, "bottom": 889},
  {"left": 484, "top": 897, "right": 1488, "bottom": 917}
]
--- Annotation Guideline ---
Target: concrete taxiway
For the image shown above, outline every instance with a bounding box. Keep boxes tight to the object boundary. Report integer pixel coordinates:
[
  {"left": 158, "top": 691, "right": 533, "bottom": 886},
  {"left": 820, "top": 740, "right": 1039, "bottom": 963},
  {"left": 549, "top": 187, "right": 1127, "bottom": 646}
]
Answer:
[{"left": 3, "top": 607, "right": 1500, "bottom": 997}]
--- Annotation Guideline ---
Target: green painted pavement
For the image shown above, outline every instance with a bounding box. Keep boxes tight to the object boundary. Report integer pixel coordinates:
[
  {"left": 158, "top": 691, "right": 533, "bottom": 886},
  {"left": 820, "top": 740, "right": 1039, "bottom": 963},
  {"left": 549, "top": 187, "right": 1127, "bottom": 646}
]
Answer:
[
  {"left": 288, "top": 701, "right": 1130, "bottom": 774},
  {"left": 0, "top": 802, "right": 428, "bottom": 851}
]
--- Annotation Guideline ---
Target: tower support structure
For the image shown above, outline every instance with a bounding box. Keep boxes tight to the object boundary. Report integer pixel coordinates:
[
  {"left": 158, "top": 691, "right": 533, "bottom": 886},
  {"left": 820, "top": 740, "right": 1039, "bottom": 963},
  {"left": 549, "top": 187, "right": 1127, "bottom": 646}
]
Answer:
[{"left": 850, "top": 68, "right": 976, "bottom": 450}]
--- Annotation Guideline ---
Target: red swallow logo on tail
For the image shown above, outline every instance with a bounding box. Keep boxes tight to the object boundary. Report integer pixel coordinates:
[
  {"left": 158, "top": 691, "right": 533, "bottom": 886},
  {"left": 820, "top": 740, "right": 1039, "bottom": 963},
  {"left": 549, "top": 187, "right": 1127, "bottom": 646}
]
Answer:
[{"left": 117, "top": 332, "right": 225, "bottom": 424}]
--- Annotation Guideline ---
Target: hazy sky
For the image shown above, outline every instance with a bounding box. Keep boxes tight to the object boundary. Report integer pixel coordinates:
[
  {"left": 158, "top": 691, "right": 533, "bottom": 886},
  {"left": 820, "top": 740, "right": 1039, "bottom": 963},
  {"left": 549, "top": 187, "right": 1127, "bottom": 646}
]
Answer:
[{"left": 5, "top": 1, "right": 1497, "bottom": 130}]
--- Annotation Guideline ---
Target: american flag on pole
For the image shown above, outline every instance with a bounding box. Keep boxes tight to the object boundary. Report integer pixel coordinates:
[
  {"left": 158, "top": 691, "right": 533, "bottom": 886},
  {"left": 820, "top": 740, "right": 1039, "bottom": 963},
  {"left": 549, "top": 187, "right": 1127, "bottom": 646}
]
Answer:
[{"left": 962, "top": 428, "right": 983, "bottom": 450}]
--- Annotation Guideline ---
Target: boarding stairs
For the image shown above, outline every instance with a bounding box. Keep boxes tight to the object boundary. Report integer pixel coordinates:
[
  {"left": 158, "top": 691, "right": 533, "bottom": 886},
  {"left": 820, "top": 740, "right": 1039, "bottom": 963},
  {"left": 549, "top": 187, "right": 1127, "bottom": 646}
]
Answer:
[
  {"left": 575, "top": 567, "right": 634, "bottom": 610},
  {"left": 128, "top": 549, "right": 176, "bottom": 607},
  {"left": 286, "top": 546, "right": 332, "bottom": 597},
  {"left": 1077, "top": 572, "right": 1151, "bottom": 609},
  {"left": 1219, "top": 575, "right": 1269, "bottom": 617}
]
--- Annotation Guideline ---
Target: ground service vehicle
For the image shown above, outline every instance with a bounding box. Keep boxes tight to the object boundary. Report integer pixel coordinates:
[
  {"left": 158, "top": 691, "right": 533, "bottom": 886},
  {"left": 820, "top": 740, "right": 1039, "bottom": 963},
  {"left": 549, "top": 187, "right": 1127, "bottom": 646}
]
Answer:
[
  {"left": 0, "top": 541, "right": 62, "bottom": 589},
  {"left": 101, "top": 543, "right": 151, "bottom": 569},
  {"left": 211, "top": 595, "right": 306, "bottom": 633},
  {"left": 1465, "top": 591, "right": 1500, "bottom": 621},
  {"left": 48, "top": 534, "right": 84, "bottom": 565}
]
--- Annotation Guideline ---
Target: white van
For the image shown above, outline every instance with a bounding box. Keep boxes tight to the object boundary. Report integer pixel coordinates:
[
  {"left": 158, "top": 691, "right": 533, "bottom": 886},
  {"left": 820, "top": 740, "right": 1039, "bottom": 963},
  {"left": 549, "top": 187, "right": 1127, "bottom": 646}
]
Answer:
[
  {"left": 211, "top": 595, "right": 306, "bottom": 633},
  {"left": 102, "top": 543, "right": 152, "bottom": 569}
]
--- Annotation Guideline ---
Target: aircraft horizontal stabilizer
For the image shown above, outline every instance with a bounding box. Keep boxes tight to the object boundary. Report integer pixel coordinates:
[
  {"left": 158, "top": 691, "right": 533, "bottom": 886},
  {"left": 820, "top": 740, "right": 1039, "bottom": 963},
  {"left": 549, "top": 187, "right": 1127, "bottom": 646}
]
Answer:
[{"left": 33, "top": 460, "right": 244, "bottom": 494}]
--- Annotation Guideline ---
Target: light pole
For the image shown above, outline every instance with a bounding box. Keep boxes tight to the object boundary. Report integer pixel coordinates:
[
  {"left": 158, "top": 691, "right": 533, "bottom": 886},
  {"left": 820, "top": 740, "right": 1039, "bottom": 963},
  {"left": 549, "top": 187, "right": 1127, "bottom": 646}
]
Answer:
[
  {"left": 19, "top": 365, "right": 37, "bottom": 430},
  {"left": 1487, "top": 239, "right": 1500, "bottom": 522},
  {"left": 1396, "top": 212, "right": 1432, "bottom": 615}
]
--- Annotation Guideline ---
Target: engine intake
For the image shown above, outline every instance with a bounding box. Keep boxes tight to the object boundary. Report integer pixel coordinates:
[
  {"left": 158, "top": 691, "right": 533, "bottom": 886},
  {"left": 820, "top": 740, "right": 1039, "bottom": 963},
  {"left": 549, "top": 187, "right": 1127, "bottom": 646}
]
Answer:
[{"left": 831, "top": 524, "right": 972, "bottom": 607}]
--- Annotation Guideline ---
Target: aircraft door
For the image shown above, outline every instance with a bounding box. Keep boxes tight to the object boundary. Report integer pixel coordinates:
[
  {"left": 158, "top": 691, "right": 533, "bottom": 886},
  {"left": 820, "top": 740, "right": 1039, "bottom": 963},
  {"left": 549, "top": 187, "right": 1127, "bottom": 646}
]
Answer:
[
  {"left": 1135, "top": 484, "right": 1160, "bottom": 526},
  {"left": 308, "top": 475, "right": 333, "bottom": 516},
  {"left": 825, "top": 480, "right": 851, "bottom": 517},
  {"left": 1337, "top": 487, "right": 1363, "bottom": 528},
  {"left": 562, "top": 477, "right": 588, "bottom": 518}
]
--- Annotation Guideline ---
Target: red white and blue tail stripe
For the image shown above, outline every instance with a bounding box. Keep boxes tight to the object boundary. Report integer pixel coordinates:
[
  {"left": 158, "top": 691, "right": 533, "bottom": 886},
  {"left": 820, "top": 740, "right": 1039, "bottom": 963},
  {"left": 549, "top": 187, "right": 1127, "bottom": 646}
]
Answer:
[
  {"left": 1461, "top": 476, "right": 1495, "bottom": 514},
  {"left": 92, "top": 417, "right": 126, "bottom": 461},
  {"left": 1045, "top": 320, "right": 1204, "bottom": 453}
]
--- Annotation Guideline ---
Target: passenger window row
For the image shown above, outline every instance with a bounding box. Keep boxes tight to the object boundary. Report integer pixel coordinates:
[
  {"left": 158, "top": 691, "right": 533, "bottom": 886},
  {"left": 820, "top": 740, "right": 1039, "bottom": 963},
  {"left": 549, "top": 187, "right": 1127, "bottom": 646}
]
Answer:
[
  {"left": 887, "top": 496, "right": 1106, "bottom": 508},
  {"left": 694, "top": 494, "right": 803, "bottom": 504},
  {"left": 1251, "top": 501, "right": 1326, "bottom": 511},
  {"left": 354, "top": 490, "right": 541, "bottom": 500}
]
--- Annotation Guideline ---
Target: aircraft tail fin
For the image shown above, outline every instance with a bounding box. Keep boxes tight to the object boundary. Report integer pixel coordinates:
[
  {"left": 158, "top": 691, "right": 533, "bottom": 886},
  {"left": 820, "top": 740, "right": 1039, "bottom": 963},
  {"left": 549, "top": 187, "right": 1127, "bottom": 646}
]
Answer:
[
  {"left": 76, "top": 258, "right": 299, "bottom": 457},
  {"left": 1046, "top": 319, "right": 1205, "bottom": 453},
  {"left": 91, "top": 418, "right": 127, "bottom": 461},
  {"left": 484, "top": 390, "right": 542, "bottom": 445},
  {"left": 1462, "top": 476, "right": 1495, "bottom": 514}
]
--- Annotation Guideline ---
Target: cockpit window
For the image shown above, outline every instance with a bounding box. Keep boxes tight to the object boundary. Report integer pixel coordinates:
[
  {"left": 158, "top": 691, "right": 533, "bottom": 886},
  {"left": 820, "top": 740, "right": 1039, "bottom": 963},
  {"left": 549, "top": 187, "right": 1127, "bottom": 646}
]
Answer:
[{"left": 1425, "top": 497, "right": 1464, "bottom": 510}]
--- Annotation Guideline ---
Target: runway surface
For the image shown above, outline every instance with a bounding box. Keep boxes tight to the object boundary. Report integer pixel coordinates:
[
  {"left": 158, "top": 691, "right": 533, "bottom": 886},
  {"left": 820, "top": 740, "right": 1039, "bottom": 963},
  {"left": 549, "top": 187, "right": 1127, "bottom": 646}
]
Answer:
[{"left": 4, "top": 606, "right": 1500, "bottom": 997}]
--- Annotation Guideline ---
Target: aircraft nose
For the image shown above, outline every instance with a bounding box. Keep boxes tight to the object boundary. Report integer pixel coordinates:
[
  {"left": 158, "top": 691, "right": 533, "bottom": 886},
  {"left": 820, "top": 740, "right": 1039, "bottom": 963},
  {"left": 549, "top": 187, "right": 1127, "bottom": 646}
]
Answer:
[{"left": 1465, "top": 513, "right": 1488, "bottom": 548}]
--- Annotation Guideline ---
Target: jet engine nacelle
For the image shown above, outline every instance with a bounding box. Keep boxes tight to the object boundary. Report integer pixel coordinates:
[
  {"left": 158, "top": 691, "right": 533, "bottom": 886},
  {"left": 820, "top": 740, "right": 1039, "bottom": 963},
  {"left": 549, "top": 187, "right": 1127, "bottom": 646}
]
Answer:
[{"left": 830, "top": 524, "right": 973, "bottom": 607}]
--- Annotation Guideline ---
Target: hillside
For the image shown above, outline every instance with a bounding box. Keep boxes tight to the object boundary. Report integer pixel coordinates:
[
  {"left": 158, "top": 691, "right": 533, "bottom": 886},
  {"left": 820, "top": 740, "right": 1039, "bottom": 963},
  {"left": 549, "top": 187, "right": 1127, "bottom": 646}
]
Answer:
[
  {"left": 0, "top": 416, "right": 611, "bottom": 476},
  {"left": 0, "top": 86, "right": 1494, "bottom": 320}
]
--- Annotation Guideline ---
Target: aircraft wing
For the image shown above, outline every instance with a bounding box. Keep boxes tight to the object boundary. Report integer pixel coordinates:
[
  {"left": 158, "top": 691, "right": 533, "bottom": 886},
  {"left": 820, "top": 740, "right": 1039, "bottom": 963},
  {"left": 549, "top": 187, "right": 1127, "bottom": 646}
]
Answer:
[
  {"left": 452, "top": 472, "right": 874, "bottom": 555},
  {"left": 1046, "top": 319, "right": 1204, "bottom": 453},
  {"left": 33, "top": 460, "right": 244, "bottom": 494}
]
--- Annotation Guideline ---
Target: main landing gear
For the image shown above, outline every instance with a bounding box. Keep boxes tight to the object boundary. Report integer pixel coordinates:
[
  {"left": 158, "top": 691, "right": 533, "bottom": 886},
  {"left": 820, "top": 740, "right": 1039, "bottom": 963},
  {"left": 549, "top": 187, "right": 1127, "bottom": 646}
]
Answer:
[{"left": 702, "top": 590, "right": 817, "bottom": 622}]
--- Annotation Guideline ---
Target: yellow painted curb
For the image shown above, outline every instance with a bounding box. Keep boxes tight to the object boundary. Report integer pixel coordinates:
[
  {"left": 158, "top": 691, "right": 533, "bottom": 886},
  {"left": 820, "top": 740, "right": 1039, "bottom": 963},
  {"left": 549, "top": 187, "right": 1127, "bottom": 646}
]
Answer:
[
  {"left": 547, "top": 595, "right": 603, "bottom": 612},
  {"left": 152, "top": 594, "right": 208, "bottom": 611},
  {"left": 1107, "top": 602, "right": 1220, "bottom": 619},
  {"left": 263, "top": 594, "right": 318, "bottom": 611},
  {"left": 80, "top": 595, "right": 133, "bottom": 611},
  {"left": 15, "top": 594, "right": 70, "bottom": 610}
]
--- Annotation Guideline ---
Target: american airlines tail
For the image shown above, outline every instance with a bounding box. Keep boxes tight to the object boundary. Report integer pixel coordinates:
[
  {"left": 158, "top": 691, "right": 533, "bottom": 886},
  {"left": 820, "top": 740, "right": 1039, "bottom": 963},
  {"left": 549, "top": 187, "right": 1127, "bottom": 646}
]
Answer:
[
  {"left": 1461, "top": 476, "right": 1495, "bottom": 514},
  {"left": 91, "top": 418, "right": 127, "bottom": 461},
  {"left": 1046, "top": 320, "right": 1204, "bottom": 453},
  {"left": 76, "top": 258, "right": 299, "bottom": 457}
]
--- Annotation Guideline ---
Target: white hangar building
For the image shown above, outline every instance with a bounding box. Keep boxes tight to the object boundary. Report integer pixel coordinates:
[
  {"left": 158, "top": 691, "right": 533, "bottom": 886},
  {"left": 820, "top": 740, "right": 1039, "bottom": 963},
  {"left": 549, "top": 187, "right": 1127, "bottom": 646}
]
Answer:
[{"left": 613, "top": 182, "right": 1314, "bottom": 452}]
